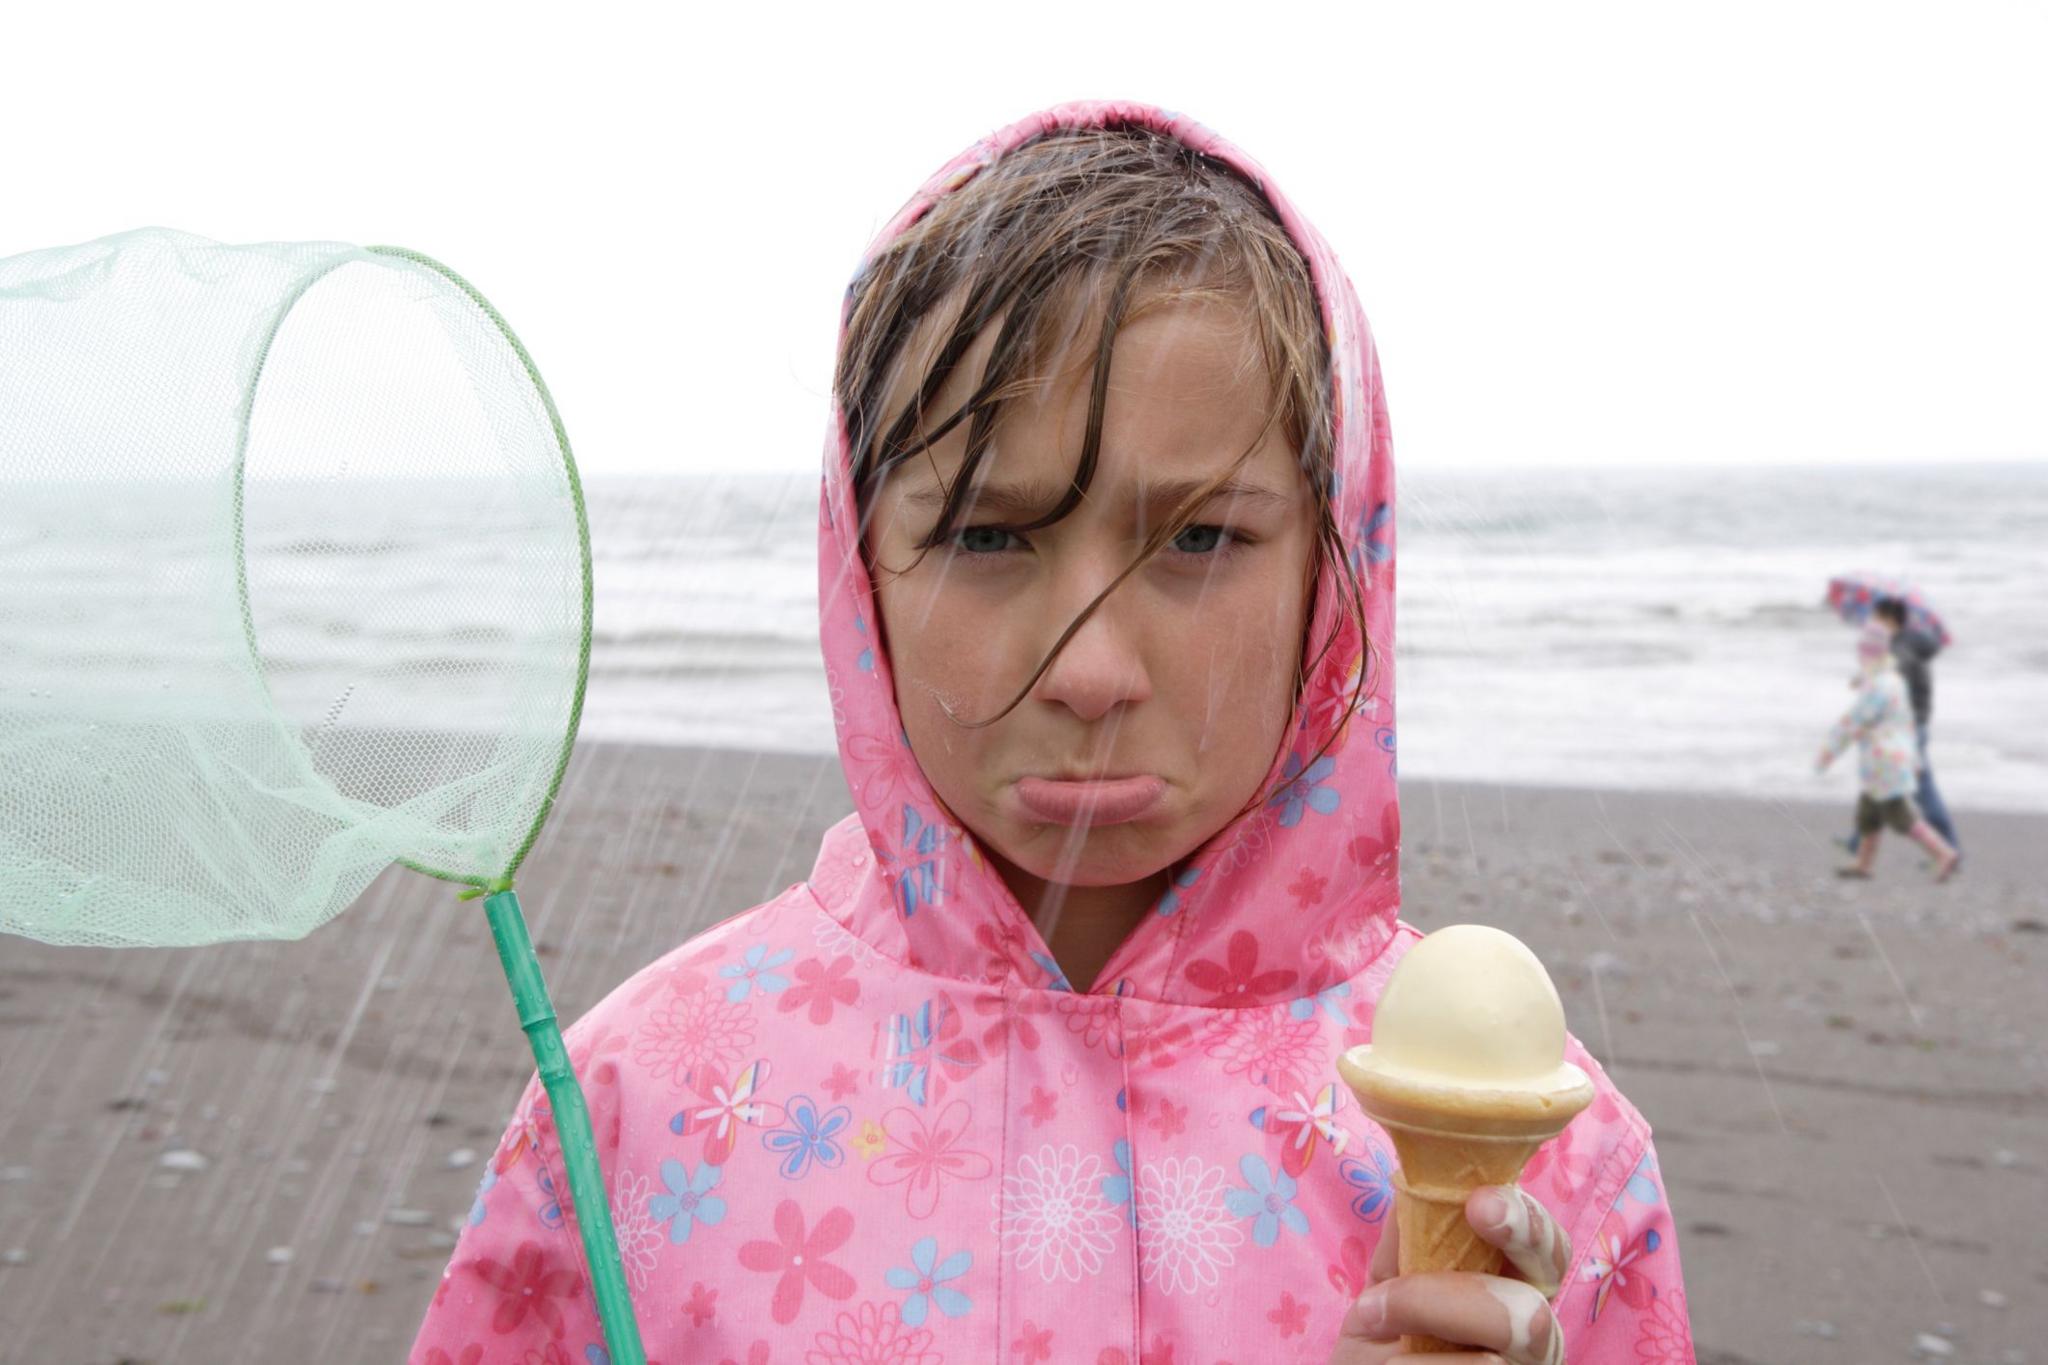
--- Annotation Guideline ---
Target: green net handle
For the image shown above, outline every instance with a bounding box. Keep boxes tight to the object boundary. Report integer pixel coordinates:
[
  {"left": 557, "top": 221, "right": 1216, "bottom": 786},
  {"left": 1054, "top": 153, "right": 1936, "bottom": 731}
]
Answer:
[{"left": 483, "top": 890, "right": 645, "bottom": 1365}]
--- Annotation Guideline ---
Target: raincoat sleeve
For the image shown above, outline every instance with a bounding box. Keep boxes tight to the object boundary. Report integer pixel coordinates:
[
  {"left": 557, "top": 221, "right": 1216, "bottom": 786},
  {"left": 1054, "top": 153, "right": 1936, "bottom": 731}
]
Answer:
[
  {"left": 1819, "top": 685, "right": 1886, "bottom": 766},
  {"left": 1552, "top": 1129, "right": 1694, "bottom": 1361},
  {"left": 407, "top": 1071, "right": 607, "bottom": 1364}
]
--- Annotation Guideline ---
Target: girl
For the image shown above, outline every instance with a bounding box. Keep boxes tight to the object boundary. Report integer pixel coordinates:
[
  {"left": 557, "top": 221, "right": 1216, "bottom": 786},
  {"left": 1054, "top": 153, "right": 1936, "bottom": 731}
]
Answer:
[
  {"left": 1818, "top": 622, "right": 1960, "bottom": 882},
  {"left": 412, "top": 101, "right": 1692, "bottom": 1364}
]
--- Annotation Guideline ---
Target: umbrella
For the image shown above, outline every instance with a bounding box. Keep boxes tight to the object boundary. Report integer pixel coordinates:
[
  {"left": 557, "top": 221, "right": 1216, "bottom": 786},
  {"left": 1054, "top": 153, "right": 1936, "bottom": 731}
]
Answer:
[{"left": 1826, "top": 573, "right": 1951, "bottom": 648}]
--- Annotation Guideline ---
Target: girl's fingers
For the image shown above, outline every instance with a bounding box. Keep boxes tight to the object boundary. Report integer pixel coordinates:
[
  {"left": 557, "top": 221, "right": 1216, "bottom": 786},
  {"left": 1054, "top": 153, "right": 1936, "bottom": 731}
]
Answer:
[
  {"left": 1341, "top": 1271, "right": 1564, "bottom": 1365},
  {"left": 1467, "top": 1185, "right": 1571, "bottom": 1299}
]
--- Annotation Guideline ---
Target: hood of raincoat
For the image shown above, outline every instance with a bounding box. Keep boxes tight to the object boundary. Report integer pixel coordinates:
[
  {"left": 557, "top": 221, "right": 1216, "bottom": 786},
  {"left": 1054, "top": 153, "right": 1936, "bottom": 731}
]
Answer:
[
  {"left": 811, "top": 100, "right": 1401, "bottom": 1007},
  {"left": 412, "top": 100, "right": 1691, "bottom": 1365}
]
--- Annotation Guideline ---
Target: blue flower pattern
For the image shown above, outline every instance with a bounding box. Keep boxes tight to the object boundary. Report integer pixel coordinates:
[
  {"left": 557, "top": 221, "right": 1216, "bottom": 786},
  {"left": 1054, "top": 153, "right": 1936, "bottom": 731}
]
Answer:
[
  {"left": 1153, "top": 865, "right": 1204, "bottom": 917},
  {"left": 1339, "top": 1144, "right": 1395, "bottom": 1223},
  {"left": 1612, "top": 1150, "right": 1661, "bottom": 1211},
  {"left": 1101, "top": 1139, "right": 1135, "bottom": 1226},
  {"left": 1226, "top": 1153, "right": 1310, "bottom": 1247},
  {"left": 536, "top": 1165, "right": 562, "bottom": 1231},
  {"left": 762, "top": 1094, "right": 850, "bottom": 1180},
  {"left": 648, "top": 1159, "right": 726, "bottom": 1244},
  {"left": 467, "top": 1165, "right": 496, "bottom": 1227},
  {"left": 1289, "top": 981, "right": 1354, "bottom": 1026},
  {"left": 886, "top": 1236, "right": 973, "bottom": 1327},
  {"left": 853, "top": 610, "right": 875, "bottom": 672},
  {"left": 1268, "top": 752, "right": 1341, "bottom": 828},
  {"left": 719, "top": 944, "right": 794, "bottom": 1002}
]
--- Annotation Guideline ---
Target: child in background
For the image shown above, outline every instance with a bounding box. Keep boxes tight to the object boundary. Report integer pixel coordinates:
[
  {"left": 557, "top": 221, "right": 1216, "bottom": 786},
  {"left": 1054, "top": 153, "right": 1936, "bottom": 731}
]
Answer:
[
  {"left": 411, "top": 101, "right": 1692, "bottom": 1364},
  {"left": 1819, "top": 623, "right": 1960, "bottom": 881}
]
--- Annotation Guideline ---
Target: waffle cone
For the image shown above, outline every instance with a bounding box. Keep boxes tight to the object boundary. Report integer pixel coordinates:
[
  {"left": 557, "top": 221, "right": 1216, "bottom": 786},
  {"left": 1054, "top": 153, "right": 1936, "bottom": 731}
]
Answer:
[{"left": 1338, "top": 1048, "right": 1593, "bottom": 1355}]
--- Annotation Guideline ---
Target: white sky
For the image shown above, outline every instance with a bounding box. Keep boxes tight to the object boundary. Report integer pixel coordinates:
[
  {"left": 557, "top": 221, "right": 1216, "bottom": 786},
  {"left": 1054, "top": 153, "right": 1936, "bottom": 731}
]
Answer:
[{"left": 5, "top": 1, "right": 2044, "bottom": 475}]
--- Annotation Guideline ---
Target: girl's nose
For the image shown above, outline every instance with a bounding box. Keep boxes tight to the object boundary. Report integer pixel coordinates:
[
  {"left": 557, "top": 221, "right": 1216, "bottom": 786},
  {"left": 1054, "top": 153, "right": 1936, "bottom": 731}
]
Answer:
[{"left": 1029, "top": 582, "right": 1154, "bottom": 723}]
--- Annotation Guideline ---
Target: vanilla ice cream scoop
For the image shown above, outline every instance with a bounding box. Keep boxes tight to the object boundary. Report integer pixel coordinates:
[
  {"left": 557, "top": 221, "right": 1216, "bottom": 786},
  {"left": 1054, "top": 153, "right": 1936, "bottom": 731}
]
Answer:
[{"left": 1357, "top": 922, "right": 1586, "bottom": 1097}]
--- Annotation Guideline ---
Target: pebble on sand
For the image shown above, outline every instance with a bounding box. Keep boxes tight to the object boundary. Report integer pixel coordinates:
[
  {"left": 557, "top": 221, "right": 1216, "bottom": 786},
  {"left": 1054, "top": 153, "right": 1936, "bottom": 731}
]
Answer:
[
  {"left": 1979, "top": 1288, "right": 2008, "bottom": 1309},
  {"left": 1914, "top": 1333, "right": 1957, "bottom": 1359},
  {"left": 158, "top": 1149, "right": 209, "bottom": 1172},
  {"left": 265, "top": 1246, "right": 294, "bottom": 1265},
  {"left": 444, "top": 1147, "right": 478, "bottom": 1170}
]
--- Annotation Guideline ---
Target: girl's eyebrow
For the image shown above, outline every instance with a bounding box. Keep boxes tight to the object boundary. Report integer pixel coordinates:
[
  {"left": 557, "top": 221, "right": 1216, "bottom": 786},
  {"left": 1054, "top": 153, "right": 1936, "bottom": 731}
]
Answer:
[{"left": 901, "top": 475, "right": 1293, "bottom": 519}]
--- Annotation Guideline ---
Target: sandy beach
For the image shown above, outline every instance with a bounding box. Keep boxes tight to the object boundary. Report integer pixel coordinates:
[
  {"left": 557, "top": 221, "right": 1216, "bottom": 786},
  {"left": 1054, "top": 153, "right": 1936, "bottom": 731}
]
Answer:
[{"left": 0, "top": 739, "right": 2041, "bottom": 1363}]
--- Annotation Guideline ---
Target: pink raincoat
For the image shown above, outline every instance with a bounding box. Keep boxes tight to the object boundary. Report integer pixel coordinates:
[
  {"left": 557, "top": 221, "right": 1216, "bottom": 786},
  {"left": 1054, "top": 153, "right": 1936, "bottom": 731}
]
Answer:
[{"left": 412, "top": 100, "right": 1694, "bottom": 1365}]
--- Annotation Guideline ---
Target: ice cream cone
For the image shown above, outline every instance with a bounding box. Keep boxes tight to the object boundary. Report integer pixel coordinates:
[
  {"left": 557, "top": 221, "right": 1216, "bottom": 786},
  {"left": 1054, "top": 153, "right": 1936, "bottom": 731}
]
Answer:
[
  {"left": 1335, "top": 925, "right": 1594, "bottom": 1355},
  {"left": 1339, "top": 1052, "right": 1591, "bottom": 1352}
]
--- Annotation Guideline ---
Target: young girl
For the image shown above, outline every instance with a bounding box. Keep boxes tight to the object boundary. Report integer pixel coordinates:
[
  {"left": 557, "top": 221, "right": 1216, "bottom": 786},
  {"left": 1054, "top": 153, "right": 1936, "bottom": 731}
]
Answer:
[
  {"left": 411, "top": 101, "right": 1693, "bottom": 1364},
  {"left": 1818, "top": 623, "right": 1960, "bottom": 881}
]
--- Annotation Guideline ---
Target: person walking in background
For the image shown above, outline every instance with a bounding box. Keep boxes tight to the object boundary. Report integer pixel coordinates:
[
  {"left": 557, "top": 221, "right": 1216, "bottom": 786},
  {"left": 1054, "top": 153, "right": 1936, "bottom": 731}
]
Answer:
[
  {"left": 1873, "top": 594, "right": 1961, "bottom": 856},
  {"left": 1840, "top": 595, "right": 1961, "bottom": 865},
  {"left": 1819, "top": 623, "right": 1960, "bottom": 881}
]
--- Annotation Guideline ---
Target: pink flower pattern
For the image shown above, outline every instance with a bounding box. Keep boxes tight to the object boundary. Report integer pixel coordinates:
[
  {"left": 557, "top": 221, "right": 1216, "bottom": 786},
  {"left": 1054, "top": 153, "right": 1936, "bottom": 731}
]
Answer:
[
  {"left": 1202, "top": 1009, "right": 1327, "bottom": 1096},
  {"left": 633, "top": 982, "right": 755, "bottom": 1091},
  {"left": 737, "top": 1201, "right": 858, "bottom": 1325},
  {"left": 866, "top": 1099, "right": 995, "bottom": 1219}
]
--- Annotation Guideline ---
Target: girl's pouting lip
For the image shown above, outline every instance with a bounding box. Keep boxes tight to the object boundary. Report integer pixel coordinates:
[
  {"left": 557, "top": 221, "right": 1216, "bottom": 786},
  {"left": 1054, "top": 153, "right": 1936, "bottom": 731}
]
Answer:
[{"left": 1012, "top": 773, "right": 1166, "bottom": 826}]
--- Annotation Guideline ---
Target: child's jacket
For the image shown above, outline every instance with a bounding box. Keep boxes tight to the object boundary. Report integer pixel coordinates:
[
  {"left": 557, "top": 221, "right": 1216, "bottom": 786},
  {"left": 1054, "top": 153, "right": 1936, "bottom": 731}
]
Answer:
[
  {"left": 412, "top": 100, "right": 1694, "bottom": 1365},
  {"left": 1822, "top": 666, "right": 1920, "bottom": 801}
]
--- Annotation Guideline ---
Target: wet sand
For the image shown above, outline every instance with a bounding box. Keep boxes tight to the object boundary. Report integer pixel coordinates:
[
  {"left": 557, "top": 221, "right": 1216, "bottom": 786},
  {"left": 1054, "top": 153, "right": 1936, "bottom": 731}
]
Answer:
[{"left": 0, "top": 739, "right": 2041, "bottom": 1363}]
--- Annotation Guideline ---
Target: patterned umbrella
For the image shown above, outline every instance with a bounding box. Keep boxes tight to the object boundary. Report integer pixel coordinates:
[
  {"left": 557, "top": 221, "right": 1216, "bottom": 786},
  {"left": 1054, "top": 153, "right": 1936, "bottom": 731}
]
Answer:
[{"left": 1826, "top": 573, "right": 1952, "bottom": 648}]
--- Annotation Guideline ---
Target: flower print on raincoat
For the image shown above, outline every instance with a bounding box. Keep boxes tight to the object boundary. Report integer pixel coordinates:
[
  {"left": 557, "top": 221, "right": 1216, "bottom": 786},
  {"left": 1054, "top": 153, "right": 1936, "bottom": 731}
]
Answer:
[
  {"left": 1819, "top": 661, "right": 1919, "bottom": 800},
  {"left": 412, "top": 99, "right": 1693, "bottom": 1364}
]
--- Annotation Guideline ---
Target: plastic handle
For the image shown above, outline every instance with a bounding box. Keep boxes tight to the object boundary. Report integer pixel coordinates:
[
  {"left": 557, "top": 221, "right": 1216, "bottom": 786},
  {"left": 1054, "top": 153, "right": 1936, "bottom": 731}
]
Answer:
[{"left": 483, "top": 890, "right": 646, "bottom": 1365}]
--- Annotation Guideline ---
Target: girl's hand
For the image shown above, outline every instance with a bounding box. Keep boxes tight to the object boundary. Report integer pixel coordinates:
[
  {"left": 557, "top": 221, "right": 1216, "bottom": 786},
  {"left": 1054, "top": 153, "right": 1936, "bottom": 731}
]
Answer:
[{"left": 1329, "top": 1184, "right": 1572, "bottom": 1364}]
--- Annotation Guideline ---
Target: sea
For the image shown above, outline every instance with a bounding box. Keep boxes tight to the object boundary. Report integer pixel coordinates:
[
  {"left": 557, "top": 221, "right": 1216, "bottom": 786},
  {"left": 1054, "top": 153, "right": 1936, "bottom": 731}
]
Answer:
[{"left": 3, "top": 462, "right": 2044, "bottom": 813}]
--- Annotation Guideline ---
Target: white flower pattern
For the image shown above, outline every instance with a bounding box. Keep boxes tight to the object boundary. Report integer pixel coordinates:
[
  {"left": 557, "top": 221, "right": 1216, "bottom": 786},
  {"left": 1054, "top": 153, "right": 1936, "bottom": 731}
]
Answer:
[
  {"left": 608, "top": 1169, "right": 661, "bottom": 1292},
  {"left": 1135, "top": 1155, "right": 1244, "bottom": 1295},
  {"left": 993, "top": 1144, "right": 1121, "bottom": 1283}
]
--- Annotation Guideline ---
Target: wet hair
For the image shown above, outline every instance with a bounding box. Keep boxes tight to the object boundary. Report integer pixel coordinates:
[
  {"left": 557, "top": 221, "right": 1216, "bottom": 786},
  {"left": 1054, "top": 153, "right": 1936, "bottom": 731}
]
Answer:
[
  {"left": 834, "top": 124, "right": 1372, "bottom": 812},
  {"left": 1873, "top": 597, "right": 1907, "bottom": 628}
]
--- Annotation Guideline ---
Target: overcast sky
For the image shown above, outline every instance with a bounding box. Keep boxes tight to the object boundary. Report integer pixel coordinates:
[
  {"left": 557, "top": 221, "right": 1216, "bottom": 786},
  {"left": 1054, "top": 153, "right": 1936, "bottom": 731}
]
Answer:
[{"left": 6, "top": 2, "right": 2044, "bottom": 475}]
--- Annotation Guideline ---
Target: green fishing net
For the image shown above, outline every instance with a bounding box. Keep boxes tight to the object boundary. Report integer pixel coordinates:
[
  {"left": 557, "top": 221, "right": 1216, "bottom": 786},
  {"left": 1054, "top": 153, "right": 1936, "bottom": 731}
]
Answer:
[
  {"left": 0, "top": 227, "right": 645, "bottom": 1362},
  {"left": 0, "top": 227, "right": 589, "bottom": 948}
]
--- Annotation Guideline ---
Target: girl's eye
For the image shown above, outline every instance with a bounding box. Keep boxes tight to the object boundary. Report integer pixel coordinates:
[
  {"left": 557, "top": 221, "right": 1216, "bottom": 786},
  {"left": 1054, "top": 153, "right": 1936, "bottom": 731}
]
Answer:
[
  {"left": 954, "top": 526, "right": 1015, "bottom": 556},
  {"left": 1170, "top": 524, "right": 1234, "bottom": 556},
  {"left": 948, "top": 524, "right": 1249, "bottom": 565}
]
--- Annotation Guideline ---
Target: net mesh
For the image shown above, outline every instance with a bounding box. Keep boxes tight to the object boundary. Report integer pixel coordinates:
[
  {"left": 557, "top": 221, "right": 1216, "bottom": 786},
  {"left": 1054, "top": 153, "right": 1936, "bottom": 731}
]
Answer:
[{"left": 0, "top": 227, "right": 590, "bottom": 948}]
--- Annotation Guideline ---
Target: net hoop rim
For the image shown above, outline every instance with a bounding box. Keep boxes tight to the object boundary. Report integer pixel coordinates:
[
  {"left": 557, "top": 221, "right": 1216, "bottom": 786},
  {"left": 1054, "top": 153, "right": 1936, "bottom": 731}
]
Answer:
[{"left": 228, "top": 242, "right": 595, "bottom": 896}]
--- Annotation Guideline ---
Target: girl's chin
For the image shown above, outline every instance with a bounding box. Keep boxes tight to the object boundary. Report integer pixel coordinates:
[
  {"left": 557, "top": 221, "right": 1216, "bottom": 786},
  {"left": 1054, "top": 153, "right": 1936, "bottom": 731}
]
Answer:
[{"left": 995, "top": 820, "right": 1181, "bottom": 885}]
